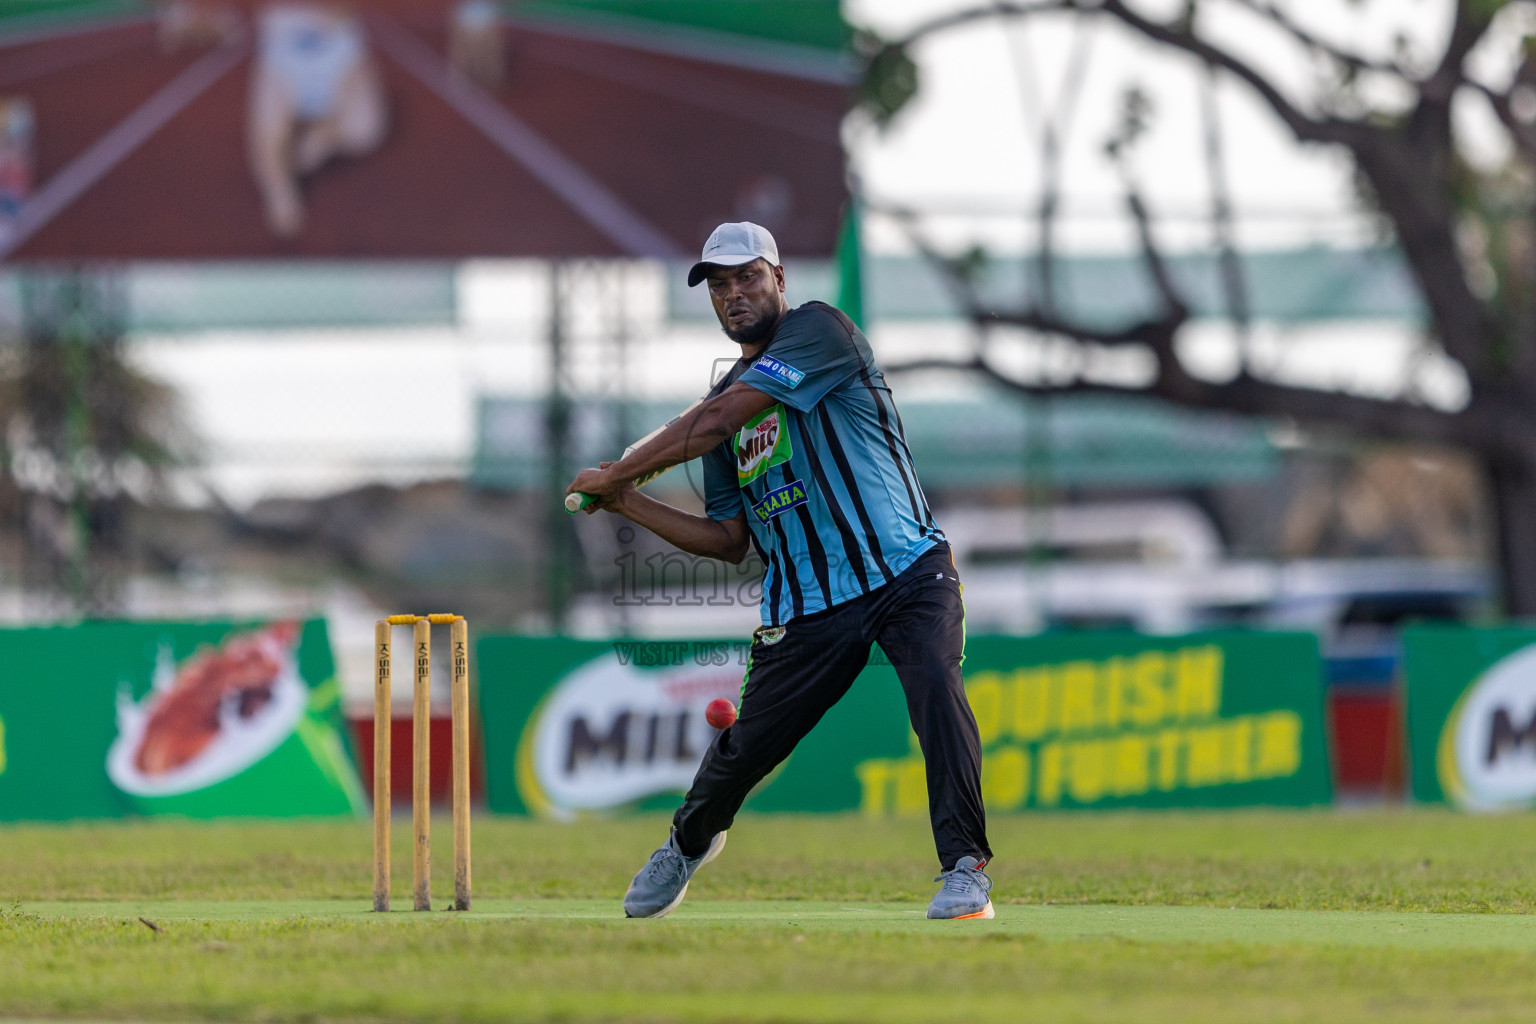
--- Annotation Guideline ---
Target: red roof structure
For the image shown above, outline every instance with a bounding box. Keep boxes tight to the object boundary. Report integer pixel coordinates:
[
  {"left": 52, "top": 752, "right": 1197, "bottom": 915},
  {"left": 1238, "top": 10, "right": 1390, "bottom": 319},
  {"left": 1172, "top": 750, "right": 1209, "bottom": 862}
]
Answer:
[{"left": 0, "top": 1, "right": 852, "bottom": 261}]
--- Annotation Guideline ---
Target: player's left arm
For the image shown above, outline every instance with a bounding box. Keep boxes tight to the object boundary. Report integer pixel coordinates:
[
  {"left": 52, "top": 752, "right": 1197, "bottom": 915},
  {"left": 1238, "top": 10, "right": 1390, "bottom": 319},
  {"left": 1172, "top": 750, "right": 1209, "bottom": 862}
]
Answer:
[{"left": 567, "top": 383, "right": 776, "bottom": 504}]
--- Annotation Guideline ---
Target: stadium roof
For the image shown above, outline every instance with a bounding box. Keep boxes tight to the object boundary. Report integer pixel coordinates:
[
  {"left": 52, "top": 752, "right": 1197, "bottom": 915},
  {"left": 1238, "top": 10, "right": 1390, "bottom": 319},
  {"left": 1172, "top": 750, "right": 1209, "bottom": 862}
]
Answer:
[{"left": 0, "top": 0, "right": 851, "bottom": 261}]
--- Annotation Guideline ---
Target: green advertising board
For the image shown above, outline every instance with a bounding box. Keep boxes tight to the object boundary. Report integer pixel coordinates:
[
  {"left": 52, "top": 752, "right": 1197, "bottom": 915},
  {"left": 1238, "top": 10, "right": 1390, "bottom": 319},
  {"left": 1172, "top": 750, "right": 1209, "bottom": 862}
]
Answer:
[
  {"left": 478, "top": 631, "right": 1331, "bottom": 817},
  {"left": 0, "top": 619, "right": 365, "bottom": 822},
  {"left": 1403, "top": 625, "right": 1536, "bottom": 810}
]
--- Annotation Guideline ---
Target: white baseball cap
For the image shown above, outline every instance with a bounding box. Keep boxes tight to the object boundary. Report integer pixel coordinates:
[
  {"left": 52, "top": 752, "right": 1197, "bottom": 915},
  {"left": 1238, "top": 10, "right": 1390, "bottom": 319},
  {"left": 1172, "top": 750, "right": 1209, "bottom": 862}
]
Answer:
[{"left": 687, "top": 222, "right": 780, "bottom": 287}]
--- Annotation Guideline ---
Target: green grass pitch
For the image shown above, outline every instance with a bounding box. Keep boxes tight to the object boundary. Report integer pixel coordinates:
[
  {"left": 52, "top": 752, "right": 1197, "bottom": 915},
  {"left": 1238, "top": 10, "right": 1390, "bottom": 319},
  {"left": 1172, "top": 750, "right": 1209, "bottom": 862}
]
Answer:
[{"left": 2, "top": 810, "right": 1535, "bottom": 1023}]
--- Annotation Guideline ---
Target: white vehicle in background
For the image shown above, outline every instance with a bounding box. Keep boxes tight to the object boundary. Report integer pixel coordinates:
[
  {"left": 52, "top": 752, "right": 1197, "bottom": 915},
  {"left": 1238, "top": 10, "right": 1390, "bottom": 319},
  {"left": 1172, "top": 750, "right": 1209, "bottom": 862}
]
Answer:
[{"left": 942, "top": 502, "right": 1490, "bottom": 639}]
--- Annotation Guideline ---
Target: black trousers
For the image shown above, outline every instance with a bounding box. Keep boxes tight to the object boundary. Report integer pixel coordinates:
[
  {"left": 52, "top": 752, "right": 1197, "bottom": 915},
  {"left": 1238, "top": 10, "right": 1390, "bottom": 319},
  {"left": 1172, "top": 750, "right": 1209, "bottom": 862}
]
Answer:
[{"left": 673, "top": 542, "right": 992, "bottom": 871}]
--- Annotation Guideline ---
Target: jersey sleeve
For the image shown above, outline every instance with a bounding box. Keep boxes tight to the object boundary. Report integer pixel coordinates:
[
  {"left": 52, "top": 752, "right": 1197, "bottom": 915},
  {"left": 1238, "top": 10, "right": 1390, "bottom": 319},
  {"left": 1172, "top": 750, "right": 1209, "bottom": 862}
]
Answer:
[
  {"left": 739, "top": 306, "right": 863, "bottom": 412},
  {"left": 702, "top": 441, "right": 744, "bottom": 521}
]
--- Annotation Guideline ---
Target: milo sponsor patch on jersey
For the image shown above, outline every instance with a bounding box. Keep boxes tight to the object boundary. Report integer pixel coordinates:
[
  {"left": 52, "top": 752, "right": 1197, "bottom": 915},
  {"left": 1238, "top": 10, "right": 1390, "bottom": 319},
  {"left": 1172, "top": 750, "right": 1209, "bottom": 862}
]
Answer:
[
  {"left": 752, "top": 479, "right": 808, "bottom": 523},
  {"left": 735, "top": 404, "right": 793, "bottom": 484}
]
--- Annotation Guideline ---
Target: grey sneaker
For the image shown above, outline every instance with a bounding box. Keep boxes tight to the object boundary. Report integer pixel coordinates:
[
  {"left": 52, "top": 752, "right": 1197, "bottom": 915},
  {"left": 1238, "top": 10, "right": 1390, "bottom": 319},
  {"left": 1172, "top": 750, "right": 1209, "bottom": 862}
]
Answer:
[
  {"left": 622, "top": 829, "right": 727, "bottom": 918},
  {"left": 926, "top": 856, "right": 994, "bottom": 919}
]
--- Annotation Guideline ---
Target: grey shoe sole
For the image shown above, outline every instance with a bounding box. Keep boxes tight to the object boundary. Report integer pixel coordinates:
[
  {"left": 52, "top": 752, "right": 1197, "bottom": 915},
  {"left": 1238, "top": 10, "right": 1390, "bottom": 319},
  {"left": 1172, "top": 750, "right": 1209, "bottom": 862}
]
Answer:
[
  {"left": 926, "top": 898, "right": 994, "bottom": 920},
  {"left": 626, "top": 830, "right": 728, "bottom": 920}
]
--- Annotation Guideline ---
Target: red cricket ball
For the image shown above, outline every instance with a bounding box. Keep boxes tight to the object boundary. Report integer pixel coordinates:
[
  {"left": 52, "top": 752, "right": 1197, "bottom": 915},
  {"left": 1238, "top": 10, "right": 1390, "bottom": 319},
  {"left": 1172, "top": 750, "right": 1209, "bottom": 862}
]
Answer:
[{"left": 705, "top": 698, "right": 738, "bottom": 730}]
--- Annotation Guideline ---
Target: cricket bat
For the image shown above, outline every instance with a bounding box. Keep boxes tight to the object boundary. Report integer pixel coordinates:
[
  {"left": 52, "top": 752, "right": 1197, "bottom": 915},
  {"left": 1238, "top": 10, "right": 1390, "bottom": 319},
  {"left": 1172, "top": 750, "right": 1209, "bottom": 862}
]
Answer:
[{"left": 564, "top": 395, "right": 708, "bottom": 513}]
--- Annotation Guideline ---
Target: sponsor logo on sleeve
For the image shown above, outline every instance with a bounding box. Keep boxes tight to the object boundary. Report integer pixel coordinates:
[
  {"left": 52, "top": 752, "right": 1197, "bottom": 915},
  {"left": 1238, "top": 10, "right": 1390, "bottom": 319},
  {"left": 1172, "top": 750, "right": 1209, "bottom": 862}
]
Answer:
[
  {"left": 735, "top": 405, "right": 793, "bottom": 483},
  {"left": 751, "top": 355, "right": 805, "bottom": 390},
  {"left": 752, "top": 479, "right": 808, "bottom": 523}
]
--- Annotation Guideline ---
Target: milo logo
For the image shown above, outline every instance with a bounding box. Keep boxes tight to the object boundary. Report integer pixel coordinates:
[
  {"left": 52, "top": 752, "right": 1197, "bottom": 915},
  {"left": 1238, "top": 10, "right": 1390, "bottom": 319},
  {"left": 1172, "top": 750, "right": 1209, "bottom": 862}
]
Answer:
[
  {"left": 738, "top": 415, "right": 779, "bottom": 472},
  {"left": 1438, "top": 645, "right": 1536, "bottom": 810},
  {"left": 735, "top": 405, "right": 793, "bottom": 483},
  {"left": 516, "top": 656, "right": 741, "bottom": 816}
]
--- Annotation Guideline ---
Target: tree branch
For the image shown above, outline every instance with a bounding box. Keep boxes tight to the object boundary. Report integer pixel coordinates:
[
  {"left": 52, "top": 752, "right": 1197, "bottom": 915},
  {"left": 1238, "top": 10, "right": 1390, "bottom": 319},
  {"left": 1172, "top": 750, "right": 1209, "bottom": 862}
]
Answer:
[
  {"left": 1467, "top": 78, "right": 1536, "bottom": 162},
  {"left": 1228, "top": 0, "right": 1418, "bottom": 82},
  {"left": 977, "top": 308, "right": 1173, "bottom": 346},
  {"left": 879, "top": 0, "right": 1498, "bottom": 377},
  {"left": 1353, "top": 146, "right": 1494, "bottom": 383},
  {"left": 1199, "top": 61, "right": 1253, "bottom": 372},
  {"left": 890, "top": 0, "right": 1359, "bottom": 144},
  {"left": 886, "top": 349, "right": 1527, "bottom": 457},
  {"left": 1096, "top": 0, "right": 1357, "bottom": 145},
  {"left": 1012, "top": 7, "right": 1097, "bottom": 315},
  {"left": 1123, "top": 189, "right": 1187, "bottom": 326},
  {"left": 890, "top": 0, "right": 1073, "bottom": 49},
  {"left": 872, "top": 202, "right": 992, "bottom": 326},
  {"left": 874, "top": 0, "right": 1515, "bottom": 447},
  {"left": 1422, "top": 1, "right": 1498, "bottom": 105},
  {"left": 874, "top": 199, "right": 1188, "bottom": 354}
]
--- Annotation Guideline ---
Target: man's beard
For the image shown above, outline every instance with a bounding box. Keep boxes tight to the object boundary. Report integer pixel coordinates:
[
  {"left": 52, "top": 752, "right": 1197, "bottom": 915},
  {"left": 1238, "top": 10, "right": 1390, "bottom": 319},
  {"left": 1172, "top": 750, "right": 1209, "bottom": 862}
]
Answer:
[{"left": 721, "top": 306, "right": 781, "bottom": 346}]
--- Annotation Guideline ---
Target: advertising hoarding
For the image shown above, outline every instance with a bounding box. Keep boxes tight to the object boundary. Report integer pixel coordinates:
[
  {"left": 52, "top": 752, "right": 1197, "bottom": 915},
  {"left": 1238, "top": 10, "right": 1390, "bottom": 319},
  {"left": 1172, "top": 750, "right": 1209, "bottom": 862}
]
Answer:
[
  {"left": 0, "top": 618, "right": 364, "bottom": 821},
  {"left": 478, "top": 631, "right": 1332, "bottom": 817},
  {"left": 1403, "top": 625, "right": 1536, "bottom": 810},
  {"left": 1, "top": 0, "right": 850, "bottom": 261}
]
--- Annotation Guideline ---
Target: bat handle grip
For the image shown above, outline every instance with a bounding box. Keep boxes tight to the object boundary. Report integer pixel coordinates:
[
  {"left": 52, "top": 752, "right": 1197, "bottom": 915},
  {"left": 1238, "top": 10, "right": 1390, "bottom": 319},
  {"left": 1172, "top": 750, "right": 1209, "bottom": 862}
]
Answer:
[{"left": 565, "top": 491, "right": 597, "bottom": 514}]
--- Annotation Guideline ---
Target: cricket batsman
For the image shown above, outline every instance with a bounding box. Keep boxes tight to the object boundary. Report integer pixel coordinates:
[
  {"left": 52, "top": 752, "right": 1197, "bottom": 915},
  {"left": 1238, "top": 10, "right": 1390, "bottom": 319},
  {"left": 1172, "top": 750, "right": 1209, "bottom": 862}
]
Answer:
[{"left": 567, "top": 222, "right": 995, "bottom": 920}]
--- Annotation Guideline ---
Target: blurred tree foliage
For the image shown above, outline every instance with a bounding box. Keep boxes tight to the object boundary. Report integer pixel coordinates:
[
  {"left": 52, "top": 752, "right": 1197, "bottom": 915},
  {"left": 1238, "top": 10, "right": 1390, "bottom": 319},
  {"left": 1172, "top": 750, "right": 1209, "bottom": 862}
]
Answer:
[
  {"left": 0, "top": 271, "right": 192, "bottom": 614},
  {"left": 860, "top": 0, "right": 1536, "bottom": 614}
]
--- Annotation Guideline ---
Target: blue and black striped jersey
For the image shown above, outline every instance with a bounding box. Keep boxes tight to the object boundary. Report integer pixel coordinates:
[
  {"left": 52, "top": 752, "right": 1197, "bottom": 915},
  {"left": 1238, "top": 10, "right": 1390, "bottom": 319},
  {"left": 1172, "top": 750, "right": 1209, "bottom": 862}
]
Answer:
[{"left": 702, "top": 301, "right": 943, "bottom": 626}]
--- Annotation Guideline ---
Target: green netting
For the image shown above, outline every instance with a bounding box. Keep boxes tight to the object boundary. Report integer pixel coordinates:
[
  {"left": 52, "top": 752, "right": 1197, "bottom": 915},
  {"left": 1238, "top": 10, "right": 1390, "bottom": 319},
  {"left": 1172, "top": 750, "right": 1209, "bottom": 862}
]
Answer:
[
  {"left": 0, "top": 265, "right": 458, "bottom": 332},
  {"left": 669, "top": 247, "right": 1423, "bottom": 326},
  {"left": 471, "top": 392, "right": 1276, "bottom": 492}
]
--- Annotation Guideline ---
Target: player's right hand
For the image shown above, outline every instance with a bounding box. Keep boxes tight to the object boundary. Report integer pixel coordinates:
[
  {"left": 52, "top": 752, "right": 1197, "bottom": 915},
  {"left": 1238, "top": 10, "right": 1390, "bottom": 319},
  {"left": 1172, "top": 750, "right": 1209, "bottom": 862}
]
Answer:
[
  {"left": 582, "top": 463, "right": 637, "bottom": 514},
  {"left": 566, "top": 464, "right": 619, "bottom": 510}
]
